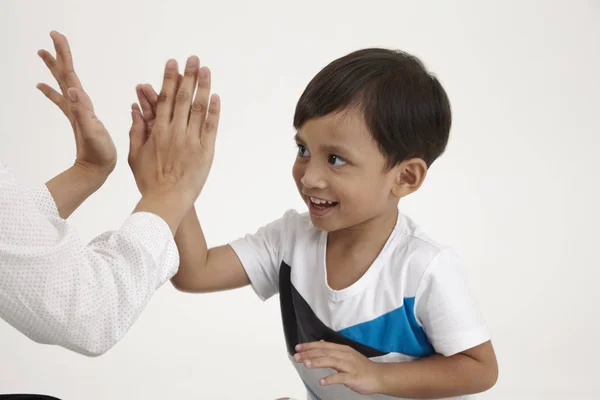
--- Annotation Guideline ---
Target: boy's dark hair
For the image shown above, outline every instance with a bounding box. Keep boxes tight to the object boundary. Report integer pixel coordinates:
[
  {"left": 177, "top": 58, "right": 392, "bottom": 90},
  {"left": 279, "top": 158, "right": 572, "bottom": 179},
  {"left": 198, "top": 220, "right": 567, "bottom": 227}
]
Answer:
[{"left": 293, "top": 48, "right": 452, "bottom": 168}]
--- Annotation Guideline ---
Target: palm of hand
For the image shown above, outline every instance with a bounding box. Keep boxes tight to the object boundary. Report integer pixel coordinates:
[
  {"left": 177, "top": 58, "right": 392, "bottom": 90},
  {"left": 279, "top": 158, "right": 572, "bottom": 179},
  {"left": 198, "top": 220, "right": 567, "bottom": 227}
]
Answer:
[
  {"left": 37, "top": 31, "right": 117, "bottom": 174},
  {"left": 72, "top": 109, "right": 117, "bottom": 173}
]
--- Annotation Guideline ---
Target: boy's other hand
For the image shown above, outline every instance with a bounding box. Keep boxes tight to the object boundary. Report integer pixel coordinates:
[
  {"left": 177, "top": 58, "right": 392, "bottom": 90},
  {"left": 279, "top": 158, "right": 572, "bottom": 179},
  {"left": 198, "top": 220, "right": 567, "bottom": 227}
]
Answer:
[
  {"left": 37, "top": 31, "right": 117, "bottom": 184},
  {"left": 293, "top": 341, "right": 384, "bottom": 395}
]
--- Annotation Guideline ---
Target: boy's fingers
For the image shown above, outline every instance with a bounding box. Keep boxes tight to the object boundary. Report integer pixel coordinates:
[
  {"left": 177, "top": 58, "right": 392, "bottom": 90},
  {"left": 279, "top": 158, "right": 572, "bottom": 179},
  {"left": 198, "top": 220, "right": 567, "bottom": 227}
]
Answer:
[
  {"left": 297, "top": 341, "right": 349, "bottom": 352},
  {"left": 303, "top": 356, "right": 350, "bottom": 372},
  {"left": 321, "top": 372, "right": 350, "bottom": 387},
  {"left": 296, "top": 348, "right": 348, "bottom": 365}
]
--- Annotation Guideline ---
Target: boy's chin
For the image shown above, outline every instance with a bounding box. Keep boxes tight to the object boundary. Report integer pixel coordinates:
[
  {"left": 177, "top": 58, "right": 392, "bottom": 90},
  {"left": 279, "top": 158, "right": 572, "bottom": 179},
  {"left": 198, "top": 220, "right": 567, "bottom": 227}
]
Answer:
[
  {"left": 308, "top": 214, "right": 330, "bottom": 229},
  {"left": 308, "top": 214, "right": 344, "bottom": 233}
]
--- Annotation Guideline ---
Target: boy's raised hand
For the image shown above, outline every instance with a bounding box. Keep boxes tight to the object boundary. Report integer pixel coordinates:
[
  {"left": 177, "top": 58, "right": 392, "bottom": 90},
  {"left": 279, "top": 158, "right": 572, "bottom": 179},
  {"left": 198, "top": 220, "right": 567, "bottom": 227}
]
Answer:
[
  {"left": 37, "top": 31, "right": 117, "bottom": 180},
  {"left": 128, "top": 57, "right": 220, "bottom": 230}
]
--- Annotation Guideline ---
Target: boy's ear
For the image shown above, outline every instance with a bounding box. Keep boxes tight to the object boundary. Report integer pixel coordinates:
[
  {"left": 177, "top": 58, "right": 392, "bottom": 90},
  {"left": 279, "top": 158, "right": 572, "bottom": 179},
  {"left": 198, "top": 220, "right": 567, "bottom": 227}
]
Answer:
[{"left": 391, "top": 158, "right": 428, "bottom": 198}]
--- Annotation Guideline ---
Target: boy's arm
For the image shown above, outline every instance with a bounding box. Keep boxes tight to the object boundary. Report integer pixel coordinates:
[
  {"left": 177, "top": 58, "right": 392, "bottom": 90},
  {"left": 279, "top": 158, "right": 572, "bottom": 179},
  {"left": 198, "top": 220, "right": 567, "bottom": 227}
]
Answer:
[
  {"left": 132, "top": 84, "right": 264, "bottom": 294},
  {"left": 376, "top": 340, "right": 498, "bottom": 398},
  {"left": 171, "top": 206, "right": 250, "bottom": 292}
]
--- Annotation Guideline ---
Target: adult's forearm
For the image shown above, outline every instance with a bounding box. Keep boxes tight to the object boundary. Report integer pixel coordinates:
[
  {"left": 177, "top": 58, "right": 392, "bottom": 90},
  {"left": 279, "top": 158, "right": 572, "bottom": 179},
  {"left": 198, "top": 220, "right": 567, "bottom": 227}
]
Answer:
[{"left": 45, "top": 163, "right": 109, "bottom": 219}]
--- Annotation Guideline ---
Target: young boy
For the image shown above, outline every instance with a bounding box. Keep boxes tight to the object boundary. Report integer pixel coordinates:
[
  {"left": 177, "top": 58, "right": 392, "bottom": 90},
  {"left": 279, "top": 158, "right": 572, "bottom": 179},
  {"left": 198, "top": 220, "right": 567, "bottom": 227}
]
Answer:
[{"left": 140, "top": 48, "right": 498, "bottom": 399}]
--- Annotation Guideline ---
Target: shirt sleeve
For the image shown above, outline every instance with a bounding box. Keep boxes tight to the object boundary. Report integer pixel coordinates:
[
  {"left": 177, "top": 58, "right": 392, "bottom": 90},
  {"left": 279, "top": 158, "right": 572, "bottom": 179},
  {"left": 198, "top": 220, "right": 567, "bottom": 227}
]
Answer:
[
  {"left": 228, "top": 210, "right": 294, "bottom": 301},
  {"left": 0, "top": 164, "right": 180, "bottom": 357},
  {"left": 27, "top": 184, "right": 60, "bottom": 217},
  {"left": 414, "top": 249, "right": 491, "bottom": 356}
]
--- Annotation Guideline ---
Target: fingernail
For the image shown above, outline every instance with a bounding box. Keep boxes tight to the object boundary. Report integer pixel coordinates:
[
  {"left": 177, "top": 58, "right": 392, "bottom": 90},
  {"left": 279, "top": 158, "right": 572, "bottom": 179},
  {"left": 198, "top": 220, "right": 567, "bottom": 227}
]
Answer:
[
  {"left": 167, "top": 59, "right": 177, "bottom": 69},
  {"left": 200, "top": 67, "right": 209, "bottom": 78},
  {"left": 304, "top": 360, "right": 311, "bottom": 367},
  {"left": 186, "top": 56, "right": 198, "bottom": 67},
  {"left": 295, "top": 344, "right": 301, "bottom": 351},
  {"left": 68, "top": 89, "right": 78, "bottom": 101}
]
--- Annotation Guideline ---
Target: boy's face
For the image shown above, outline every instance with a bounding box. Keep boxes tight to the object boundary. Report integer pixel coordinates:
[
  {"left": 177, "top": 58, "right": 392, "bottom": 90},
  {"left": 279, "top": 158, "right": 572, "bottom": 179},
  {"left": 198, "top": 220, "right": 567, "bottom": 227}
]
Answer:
[{"left": 292, "top": 109, "right": 400, "bottom": 232}]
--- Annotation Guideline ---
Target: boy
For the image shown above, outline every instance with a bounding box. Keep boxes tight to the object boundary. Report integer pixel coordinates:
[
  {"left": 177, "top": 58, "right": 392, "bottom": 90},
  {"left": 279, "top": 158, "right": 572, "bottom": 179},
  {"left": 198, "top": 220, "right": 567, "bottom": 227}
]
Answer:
[{"left": 138, "top": 48, "right": 498, "bottom": 399}]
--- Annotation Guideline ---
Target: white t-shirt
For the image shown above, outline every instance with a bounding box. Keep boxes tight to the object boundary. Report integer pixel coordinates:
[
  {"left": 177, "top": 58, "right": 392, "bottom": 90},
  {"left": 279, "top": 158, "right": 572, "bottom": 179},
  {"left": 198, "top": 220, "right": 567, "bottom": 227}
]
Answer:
[{"left": 230, "top": 209, "right": 490, "bottom": 400}]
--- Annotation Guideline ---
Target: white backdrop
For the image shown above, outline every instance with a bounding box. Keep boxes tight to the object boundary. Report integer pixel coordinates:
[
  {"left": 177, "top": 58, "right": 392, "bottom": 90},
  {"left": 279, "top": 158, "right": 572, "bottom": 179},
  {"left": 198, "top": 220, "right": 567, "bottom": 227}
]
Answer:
[{"left": 1, "top": 0, "right": 599, "bottom": 399}]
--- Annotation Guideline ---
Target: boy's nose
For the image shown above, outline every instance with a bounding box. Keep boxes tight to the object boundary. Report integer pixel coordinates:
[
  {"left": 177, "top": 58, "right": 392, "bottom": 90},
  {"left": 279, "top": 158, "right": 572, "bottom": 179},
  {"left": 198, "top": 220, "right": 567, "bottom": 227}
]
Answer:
[{"left": 300, "top": 170, "right": 327, "bottom": 190}]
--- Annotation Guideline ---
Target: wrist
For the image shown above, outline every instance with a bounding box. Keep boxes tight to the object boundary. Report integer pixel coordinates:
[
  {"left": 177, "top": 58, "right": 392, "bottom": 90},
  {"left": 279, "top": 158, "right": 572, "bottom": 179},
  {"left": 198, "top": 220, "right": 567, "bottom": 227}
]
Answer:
[
  {"left": 72, "top": 161, "right": 112, "bottom": 190},
  {"left": 373, "top": 361, "right": 403, "bottom": 395},
  {"left": 134, "top": 189, "right": 192, "bottom": 236}
]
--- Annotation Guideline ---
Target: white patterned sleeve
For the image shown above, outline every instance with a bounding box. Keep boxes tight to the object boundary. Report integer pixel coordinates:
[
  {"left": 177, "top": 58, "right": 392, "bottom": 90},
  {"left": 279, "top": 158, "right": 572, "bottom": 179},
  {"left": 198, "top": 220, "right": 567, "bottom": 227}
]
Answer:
[
  {"left": 0, "top": 163, "right": 179, "bottom": 356},
  {"left": 27, "top": 184, "right": 60, "bottom": 217}
]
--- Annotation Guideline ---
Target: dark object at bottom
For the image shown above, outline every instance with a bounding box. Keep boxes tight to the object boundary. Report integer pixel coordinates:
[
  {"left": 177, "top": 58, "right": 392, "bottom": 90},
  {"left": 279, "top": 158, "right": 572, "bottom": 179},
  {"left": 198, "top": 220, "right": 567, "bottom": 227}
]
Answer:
[{"left": 0, "top": 396, "right": 61, "bottom": 399}]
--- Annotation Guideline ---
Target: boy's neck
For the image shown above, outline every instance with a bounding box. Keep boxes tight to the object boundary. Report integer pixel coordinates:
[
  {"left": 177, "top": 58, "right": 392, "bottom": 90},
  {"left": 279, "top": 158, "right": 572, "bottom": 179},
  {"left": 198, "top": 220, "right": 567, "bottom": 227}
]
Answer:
[{"left": 327, "top": 207, "right": 399, "bottom": 252}]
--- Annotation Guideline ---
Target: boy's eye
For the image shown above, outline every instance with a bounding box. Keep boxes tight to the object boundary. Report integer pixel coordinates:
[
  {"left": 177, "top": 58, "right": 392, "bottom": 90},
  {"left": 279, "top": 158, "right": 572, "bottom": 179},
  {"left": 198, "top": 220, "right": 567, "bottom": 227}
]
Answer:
[
  {"left": 297, "top": 144, "right": 310, "bottom": 158},
  {"left": 328, "top": 154, "right": 347, "bottom": 167}
]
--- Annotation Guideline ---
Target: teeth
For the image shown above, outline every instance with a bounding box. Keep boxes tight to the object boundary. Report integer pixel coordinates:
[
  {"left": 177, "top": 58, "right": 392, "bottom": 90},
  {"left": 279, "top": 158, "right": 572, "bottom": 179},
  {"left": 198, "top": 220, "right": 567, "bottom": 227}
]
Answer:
[{"left": 310, "top": 196, "right": 335, "bottom": 205}]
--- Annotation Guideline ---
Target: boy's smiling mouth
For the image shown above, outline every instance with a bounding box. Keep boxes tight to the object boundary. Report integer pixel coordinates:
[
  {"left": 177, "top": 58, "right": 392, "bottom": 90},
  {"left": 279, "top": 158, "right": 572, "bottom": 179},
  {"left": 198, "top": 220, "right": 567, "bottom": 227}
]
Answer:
[{"left": 306, "top": 196, "right": 339, "bottom": 217}]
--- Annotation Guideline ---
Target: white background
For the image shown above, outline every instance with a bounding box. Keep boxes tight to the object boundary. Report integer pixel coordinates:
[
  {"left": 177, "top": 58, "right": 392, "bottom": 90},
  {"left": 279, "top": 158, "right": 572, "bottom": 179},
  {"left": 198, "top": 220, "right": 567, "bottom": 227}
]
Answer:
[{"left": 1, "top": 0, "right": 599, "bottom": 399}]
